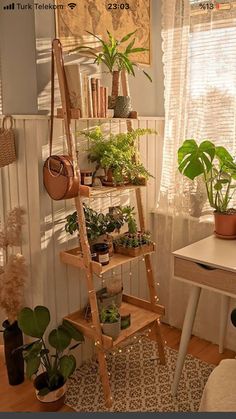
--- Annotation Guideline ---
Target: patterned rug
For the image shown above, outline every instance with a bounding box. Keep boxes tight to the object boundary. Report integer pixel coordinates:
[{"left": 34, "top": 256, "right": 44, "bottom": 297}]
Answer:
[{"left": 65, "top": 339, "right": 214, "bottom": 412}]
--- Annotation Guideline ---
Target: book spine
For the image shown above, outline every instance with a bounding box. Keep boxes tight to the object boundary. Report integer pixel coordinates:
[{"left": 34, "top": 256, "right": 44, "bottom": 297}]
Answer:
[
  {"left": 104, "top": 87, "right": 108, "bottom": 118},
  {"left": 100, "top": 86, "right": 105, "bottom": 118},
  {"left": 91, "top": 78, "right": 97, "bottom": 118},
  {"left": 83, "top": 73, "right": 88, "bottom": 118},
  {"left": 88, "top": 76, "right": 93, "bottom": 118},
  {"left": 96, "top": 79, "right": 101, "bottom": 118}
]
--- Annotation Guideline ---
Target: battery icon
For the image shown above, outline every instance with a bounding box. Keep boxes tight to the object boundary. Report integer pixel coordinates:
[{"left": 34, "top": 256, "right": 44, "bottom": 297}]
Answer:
[{"left": 215, "top": 2, "right": 231, "bottom": 9}]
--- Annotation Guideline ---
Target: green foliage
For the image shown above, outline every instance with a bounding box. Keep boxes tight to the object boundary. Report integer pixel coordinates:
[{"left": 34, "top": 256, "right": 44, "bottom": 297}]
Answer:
[
  {"left": 178, "top": 139, "right": 236, "bottom": 213},
  {"left": 100, "top": 304, "right": 120, "bottom": 324},
  {"left": 65, "top": 204, "right": 140, "bottom": 244},
  {"left": 17, "top": 306, "right": 84, "bottom": 393},
  {"left": 114, "top": 231, "right": 151, "bottom": 249},
  {"left": 70, "top": 30, "right": 152, "bottom": 82},
  {"left": 65, "top": 203, "right": 126, "bottom": 240},
  {"left": 81, "top": 126, "right": 153, "bottom": 185}
]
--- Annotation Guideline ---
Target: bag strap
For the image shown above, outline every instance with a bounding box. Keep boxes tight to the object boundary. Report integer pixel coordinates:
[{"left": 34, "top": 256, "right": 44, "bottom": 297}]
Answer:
[
  {"left": 50, "top": 39, "right": 73, "bottom": 159},
  {"left": 2, "top": 115, "right": 13, "bottom": 130}
]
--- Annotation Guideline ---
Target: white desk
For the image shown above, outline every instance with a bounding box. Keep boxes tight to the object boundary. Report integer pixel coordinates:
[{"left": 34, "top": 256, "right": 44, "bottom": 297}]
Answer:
[{"left": 171, "top": 235, "right": 236, "bottom": 396}]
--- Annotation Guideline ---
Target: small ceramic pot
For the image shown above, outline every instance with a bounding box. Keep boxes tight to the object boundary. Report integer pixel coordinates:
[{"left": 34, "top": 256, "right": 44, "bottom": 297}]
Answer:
[
  {"left": 102, "top": 317, "right": 121, "bottom": 340},
  {"left": 114, "top": 96, "right": 132, "bottom": 118},
  {"left": 214, "top": 211, "right": 236, "bottom": 238},
  {"left": 34, "top": 373, "right": 67, "bottom": 403}
]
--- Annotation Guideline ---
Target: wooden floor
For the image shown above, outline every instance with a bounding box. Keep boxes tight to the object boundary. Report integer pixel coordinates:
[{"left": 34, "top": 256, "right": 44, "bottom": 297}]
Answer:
[{"left": 0, "top": 323, "right": 235, "bottom": 412}]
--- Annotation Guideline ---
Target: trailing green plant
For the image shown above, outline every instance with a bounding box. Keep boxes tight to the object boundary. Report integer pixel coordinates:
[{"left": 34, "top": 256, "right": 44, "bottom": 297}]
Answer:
[
  {"left": 178, "top": 139, "right": 236, "bottom": 213},
  {"left": 100, "top": 304, "right": 120, "bottom": 324},
  {"left": 65, "top": 204, "right": 126, "bottom": 241},
  {"left": 17, "top": 306, "right": 84, "bottom": 396},
  {"left": 81, "top": 126, "right": 154, "bottom": 184},
  {"left": 70, "top": 30, "right": 152, "bottom": 82}
]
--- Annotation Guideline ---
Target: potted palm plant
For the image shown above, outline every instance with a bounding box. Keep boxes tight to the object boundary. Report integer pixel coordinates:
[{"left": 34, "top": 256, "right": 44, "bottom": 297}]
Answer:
[
  {"left": 178, "top": 139, "right": 236, "bottom": 238},
  {"left": 81, "top": 126, "right": 153, "bottom": 186},
  {"left": 100, "top": 304, "right": 121, "bottom": 340},
  {"left": 70, "top": 30, "right": 152, "bottom": 110},
  {"left": 17, "top": 306, "right": 84, "bottom": 403}
]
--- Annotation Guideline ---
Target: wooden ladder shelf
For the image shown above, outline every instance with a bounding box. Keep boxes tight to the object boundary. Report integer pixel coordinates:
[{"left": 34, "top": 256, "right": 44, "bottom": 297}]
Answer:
[{"left": 52, "top": 39, "right": 166, "bottom": 408}]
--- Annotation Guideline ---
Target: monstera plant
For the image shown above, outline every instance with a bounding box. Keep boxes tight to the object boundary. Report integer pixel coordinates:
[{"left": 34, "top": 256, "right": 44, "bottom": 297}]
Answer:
[
  {"left": 178, "top": 139, "right": 236, "bottom": 237},
  {"left": 17, "top": 306, "right": 84, "bottom": 403}
]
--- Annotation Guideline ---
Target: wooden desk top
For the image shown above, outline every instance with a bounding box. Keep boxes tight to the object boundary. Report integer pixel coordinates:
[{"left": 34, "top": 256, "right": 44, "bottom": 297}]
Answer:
[{"left": 173, "top": 235, "right": 236, "bottom": 274}]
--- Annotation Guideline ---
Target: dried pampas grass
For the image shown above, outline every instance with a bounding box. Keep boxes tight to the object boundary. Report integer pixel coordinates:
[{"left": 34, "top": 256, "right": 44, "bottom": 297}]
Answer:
[
  {"left": 0, "top": 254, "right": 27, "bottom": 324},
  {"left": 0, "top": 207, "right": 27, "bottom": 324}
]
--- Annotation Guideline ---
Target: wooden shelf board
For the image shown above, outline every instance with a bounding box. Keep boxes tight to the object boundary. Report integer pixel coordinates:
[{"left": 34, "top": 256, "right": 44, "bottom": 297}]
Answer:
[
  {"left": 64, "top": 298, "right": 161, "bottom": 350},
  {"left": 80, "top": 184, "right": 146, "bottom": 198},
  {"left": 60, "top": 246, "right": 155, "bottom": 276}
]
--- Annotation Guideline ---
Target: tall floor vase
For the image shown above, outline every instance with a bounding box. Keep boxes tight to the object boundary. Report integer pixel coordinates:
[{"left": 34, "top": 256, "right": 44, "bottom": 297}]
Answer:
[{"left": 2, "top": 320, "right": 24, "bottom": 385}]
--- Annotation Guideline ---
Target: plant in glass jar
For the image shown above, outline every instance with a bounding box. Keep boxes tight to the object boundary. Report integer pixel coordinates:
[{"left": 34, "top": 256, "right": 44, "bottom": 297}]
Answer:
[
  {"left": 81, "top": 126, "right": 154, "bottom": 186},
  {"left": 178, "top": 139, "right": 236, "bottom": 237}
]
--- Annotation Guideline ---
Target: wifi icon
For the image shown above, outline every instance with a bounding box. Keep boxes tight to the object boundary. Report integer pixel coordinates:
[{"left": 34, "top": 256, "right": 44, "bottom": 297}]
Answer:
[{"left": 68, "top": 2, "right": 76, "bottom": 9}]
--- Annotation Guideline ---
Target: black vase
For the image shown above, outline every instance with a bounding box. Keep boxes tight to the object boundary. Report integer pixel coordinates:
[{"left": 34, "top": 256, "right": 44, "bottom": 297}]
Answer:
[{"left": 2, "top": 320, "right": 24, "bottom": 385}]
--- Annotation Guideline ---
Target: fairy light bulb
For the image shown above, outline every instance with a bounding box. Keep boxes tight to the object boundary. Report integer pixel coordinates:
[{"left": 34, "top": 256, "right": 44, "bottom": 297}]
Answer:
[
  {"left": 118, "top": 349, "right": 122, "bottom": 353},
  {"left": 129, "top": 272, "right": 132, "bottom": 277}
]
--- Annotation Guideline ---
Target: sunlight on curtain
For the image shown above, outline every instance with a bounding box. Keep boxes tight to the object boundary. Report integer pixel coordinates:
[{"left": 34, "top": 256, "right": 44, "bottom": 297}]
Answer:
[{"left": 156, "top": 0, "right": 236, "bottom": 349}]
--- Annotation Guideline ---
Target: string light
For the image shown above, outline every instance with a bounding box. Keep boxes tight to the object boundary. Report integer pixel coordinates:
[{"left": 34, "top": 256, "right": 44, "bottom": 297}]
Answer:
[
  {"left": 129, "top": 272, "right": 132, "bottom": 277},
  {"left": 118, "top": 349, "right": 122, "bottom": 353},
  {"left": 142, "top": 258, "right": 145, "bottom": 262},
  {"left": 147, "top": 269, "right": 151, "bottom": 273}
]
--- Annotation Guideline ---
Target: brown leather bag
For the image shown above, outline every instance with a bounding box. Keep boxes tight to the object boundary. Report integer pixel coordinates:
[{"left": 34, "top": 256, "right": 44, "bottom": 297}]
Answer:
[{"left": 43, "top": 40, "right": 79, "bottom": 201}]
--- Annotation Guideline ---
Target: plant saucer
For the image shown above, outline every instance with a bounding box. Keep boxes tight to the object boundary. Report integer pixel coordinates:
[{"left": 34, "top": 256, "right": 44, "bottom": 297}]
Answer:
[{"left": 214, "top": 231, "right": 236, "bottom": 240}]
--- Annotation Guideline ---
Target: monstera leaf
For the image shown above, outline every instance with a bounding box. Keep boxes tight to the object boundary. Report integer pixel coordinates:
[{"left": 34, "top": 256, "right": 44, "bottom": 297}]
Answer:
[
  {"left": 178, "top": 140, "right": 215, "bottom": 180},
  {"left": 48, "top": 326, "right": 71, "bottom": 352},
  {"left": 18, "top": 306, "right": 50, "bottom": 338}
]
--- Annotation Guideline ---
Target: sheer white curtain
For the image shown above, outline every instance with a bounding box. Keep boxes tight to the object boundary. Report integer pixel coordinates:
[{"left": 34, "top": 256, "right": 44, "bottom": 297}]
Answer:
[{"left": 156, "top": 0, "right": 236, "bottom": 348}]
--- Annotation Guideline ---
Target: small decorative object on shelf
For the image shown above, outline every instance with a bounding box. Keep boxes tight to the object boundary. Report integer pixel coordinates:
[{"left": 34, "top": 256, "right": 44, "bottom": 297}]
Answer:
[
  {"left": 92, "top": 243, "right": 110, "bottom": 266},
  {"left": 178, "top": 140, "right": 236, "bottom": 238},
  {"left": 0, "top": 207, "right": 27, "bottom": 386},
  {"left": 80, "top": 169, "right": 93, "bottom": 186},
  {"left": 121, "top": 313, "right": 131, "bottom": 330},
  {"left": 114, "top": 96, "right": 132, "bottom": 118},
  {"left": 17, "top": 306, "right": 84, "bottom": 404},
  {"left": 80, "top": 126, "right": 154, "bottom": 186},
  {"left": 100, "top": 304, "right": 121, "bottom": 340}
]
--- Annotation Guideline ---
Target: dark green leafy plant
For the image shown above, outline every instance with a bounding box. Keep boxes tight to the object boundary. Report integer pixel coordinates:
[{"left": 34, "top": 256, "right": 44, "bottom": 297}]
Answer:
[
  {"left": 178, "top": 139, "right": 236, "bottom": 213},
  {"left": 65, "top": 204, "right": 126, "bottom": 241},
  {"left": 17, "top": 306, "right": 84, "bottom": 396},
  {"left": 114, "top": 231, "right": 151, "bottom": 249},
  {"left": 70, "top": 30, "right": 152, "bottom": 82},
  {"left": 100, "top": 304, "right": 120, "bottom": 324},
  {"left": 81, "top": 127, "right": 154, "bottom": 185}
]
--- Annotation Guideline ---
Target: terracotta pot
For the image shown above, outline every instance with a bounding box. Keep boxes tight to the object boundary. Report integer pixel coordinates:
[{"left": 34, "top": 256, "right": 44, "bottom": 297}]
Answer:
[
  {"left": 214, "top": 211, "right": 236, "bottom": 238},
  {"left": 34, "top": 372, "right": 66, "bottom": 403}
]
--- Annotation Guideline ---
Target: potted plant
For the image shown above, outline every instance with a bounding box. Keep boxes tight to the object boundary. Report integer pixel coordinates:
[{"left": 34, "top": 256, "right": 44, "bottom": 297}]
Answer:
[
  {"left": 100, "top": 304, "right": 121, "bottom": 340},
  {"left": 17, "top": 305, "right": 84, "bottom": 403},
  {"left": 0, "top": 208, "right": 27, "bottom": 386},
  {"left": 65, "top": 203, "right": 126, "bottom": 254},
  {"left": 70, "top": 30, "right": 152, "bottom": 109},
  {"left": 114, "top": 206, "right": 155, "bottom": 256},
  {"left": 81, "top": 126, "right": 154, "bottom": 186},
  {"left": 178, "top": 139, "right": 236, "bottom": 238}
]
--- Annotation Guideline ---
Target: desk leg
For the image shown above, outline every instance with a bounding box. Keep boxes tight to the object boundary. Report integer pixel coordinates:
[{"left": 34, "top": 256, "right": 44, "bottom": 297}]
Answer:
[
  {"left": 171, "top": 286, "right": 201, "bottom": 396},
  {"left": 219, "top": 295, "right": 230, "bottom": 354}
]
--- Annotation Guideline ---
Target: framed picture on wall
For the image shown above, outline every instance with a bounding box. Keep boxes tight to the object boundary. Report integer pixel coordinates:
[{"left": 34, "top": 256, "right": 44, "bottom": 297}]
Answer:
[{"left": 55, "top": 0, "right": 151, "bottom": 66}]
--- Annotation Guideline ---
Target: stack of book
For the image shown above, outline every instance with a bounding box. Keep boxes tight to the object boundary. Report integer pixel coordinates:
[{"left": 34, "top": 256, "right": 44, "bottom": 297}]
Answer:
[{"left": 65, "top": 63, "right": 108, "bottom": 118}]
